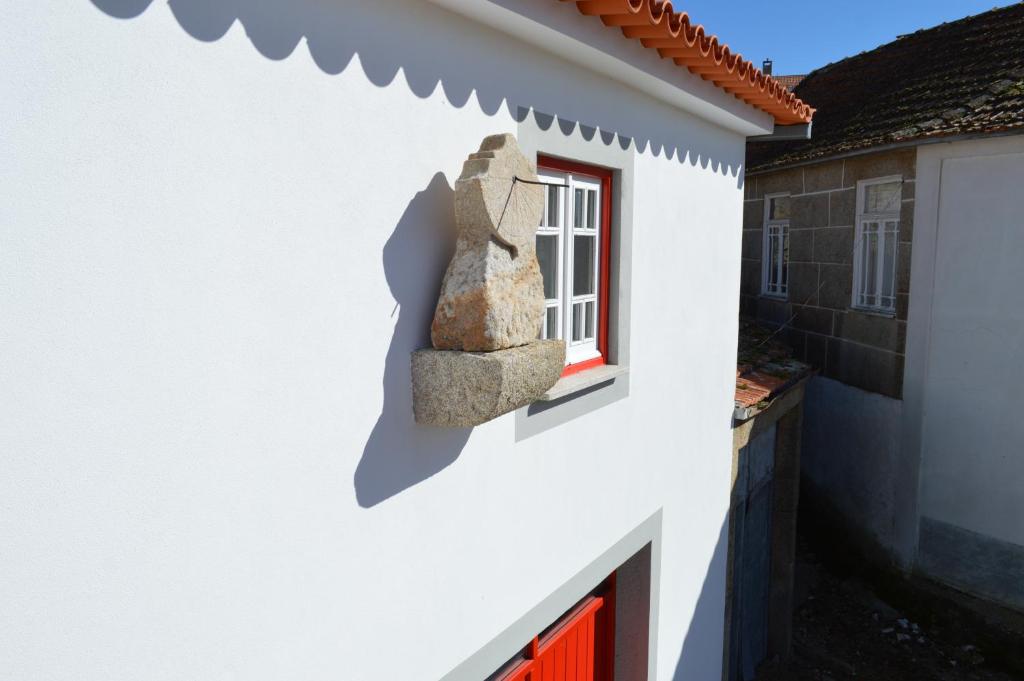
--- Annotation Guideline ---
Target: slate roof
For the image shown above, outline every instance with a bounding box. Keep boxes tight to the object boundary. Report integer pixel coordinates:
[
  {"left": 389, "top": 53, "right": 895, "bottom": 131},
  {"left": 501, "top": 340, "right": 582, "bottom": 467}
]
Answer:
[
  {"left": 561, "top": 0, "right": 814, "bottom": 124},
  {"left": 748, "top": 3, "right": 1024, "bottom": 172}
]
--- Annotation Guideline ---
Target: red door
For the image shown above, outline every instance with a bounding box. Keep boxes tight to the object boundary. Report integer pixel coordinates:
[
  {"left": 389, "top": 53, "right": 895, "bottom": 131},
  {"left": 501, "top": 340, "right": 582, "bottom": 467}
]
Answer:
[{"left": 497, "top": 580, "right": 615, "bottom": 681}]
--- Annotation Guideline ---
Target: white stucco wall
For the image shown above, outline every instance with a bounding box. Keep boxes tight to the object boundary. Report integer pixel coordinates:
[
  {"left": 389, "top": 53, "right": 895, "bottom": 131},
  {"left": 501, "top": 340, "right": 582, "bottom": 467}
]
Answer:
[
  {"left": 1, "top": 2, "right": 751, "bottom": 679},
  {"left": 906, "top": 135, "right": 1024, "bottom": 549}
]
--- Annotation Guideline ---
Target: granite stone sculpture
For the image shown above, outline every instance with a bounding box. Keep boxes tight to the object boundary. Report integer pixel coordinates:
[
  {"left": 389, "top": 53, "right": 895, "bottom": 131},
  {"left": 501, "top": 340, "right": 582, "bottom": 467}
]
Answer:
[
  {"left": 412, "top": 134, "right": 565, "bottom": 427},
  {"left": 431, "top": 133, "right": 547, "bottom": 351}
]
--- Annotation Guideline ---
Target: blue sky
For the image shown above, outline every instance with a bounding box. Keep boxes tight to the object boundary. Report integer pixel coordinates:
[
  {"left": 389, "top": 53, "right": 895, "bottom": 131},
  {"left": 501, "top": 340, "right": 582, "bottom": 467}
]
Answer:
[{"left": 676, "top": 1, "right": 1019, "bottom": 75}]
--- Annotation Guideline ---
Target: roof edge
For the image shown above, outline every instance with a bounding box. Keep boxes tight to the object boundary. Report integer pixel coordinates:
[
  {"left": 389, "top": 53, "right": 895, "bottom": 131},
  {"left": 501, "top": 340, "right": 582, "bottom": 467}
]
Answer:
[
  {"left": 747, "top": 127, "right": 1024, "bottom": 176},
  {"left": 564, "top": 0, "right": 814, "bottom": 125},
  {"left": 427, "top": 0, "right": 778, "bottom": 136}
]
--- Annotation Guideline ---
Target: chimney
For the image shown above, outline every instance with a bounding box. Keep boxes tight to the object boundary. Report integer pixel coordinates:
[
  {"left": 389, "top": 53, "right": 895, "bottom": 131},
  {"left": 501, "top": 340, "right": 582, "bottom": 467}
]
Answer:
[{"left": 762, "top": 59, "right": 773, "bottom": 76}]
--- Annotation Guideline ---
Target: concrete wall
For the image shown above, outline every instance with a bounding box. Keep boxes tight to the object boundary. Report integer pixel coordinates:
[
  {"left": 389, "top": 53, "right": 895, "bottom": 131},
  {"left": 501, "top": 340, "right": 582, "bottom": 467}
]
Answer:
[
  {"left": 741, "top": 149, "right": 916, "bottom": 399},
  {"left": 0, "top": 1, "right": 761, "bottom": 679},
  {"left": 725, "top": 383, "right": 805, "bottom": 681},
  {"left": 903, "top": 135, "right": 1024, "bottom": 609},
  {"left": 800, "top": 376, "right": 905, "bottom": 559}
]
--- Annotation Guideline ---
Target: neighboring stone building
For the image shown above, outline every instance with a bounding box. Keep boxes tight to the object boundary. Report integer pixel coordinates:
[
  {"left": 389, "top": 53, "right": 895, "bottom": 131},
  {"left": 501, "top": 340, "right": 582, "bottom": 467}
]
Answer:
[
  {"left": 741, "top": 148, "right": 915, "bottom": 400},
  {"left": 741, "top": 4, "right": 1024, "bottom": 613}
]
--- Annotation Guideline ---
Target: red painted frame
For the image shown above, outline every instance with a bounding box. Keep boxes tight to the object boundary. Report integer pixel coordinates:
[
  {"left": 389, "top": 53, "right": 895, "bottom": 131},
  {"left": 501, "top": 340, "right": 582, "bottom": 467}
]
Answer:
[
  {"left": 495, "top": 574, "right": 617, "bottom": 681},
  {"left": 536, "top": 155, "right": 614, "bottom": 378}
]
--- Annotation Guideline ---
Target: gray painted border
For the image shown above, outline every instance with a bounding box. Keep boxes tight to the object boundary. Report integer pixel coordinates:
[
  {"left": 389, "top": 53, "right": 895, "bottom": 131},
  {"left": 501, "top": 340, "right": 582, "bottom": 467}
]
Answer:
[
  {"left": 439, "top": 509, "right": 663, "bottom": 681},
  {"left": 514, "top": 109, "right": 635, "bottom": 440},
  {"left": 917, "top": 516, "right": 1024, "bottom": 612}
]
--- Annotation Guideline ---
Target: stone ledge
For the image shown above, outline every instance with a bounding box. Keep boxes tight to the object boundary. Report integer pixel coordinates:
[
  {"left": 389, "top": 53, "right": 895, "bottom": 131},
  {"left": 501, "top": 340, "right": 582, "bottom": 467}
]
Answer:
[
  {"left": 538, "top": 364, "right": 629, "bottom": 402},
  {"left": 412, "top": 340, "right": 565, "bottom": 428}
]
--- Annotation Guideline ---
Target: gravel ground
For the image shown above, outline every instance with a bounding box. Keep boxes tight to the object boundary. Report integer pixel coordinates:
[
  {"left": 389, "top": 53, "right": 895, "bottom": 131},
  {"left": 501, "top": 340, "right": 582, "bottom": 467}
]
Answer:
[{"left": 755, "top": 546, "right": 1023, "bottom": 681}]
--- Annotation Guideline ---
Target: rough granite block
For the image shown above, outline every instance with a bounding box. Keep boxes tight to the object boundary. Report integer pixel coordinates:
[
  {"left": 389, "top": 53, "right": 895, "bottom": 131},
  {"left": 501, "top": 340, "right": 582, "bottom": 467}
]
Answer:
[
  {"left": 411, "top": 340, "right": 565, "bottom": 427},
  {"left": 431, "top": 134, "right": 546, "bottom": 351},
  {"left": 790, "top": 193, "right": 828, "bottom": 230}
]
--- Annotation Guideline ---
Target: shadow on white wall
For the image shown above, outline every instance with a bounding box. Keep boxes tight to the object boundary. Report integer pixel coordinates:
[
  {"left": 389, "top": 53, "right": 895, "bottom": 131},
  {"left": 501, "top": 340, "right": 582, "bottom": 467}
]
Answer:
[
  {"left": 353, "top": 172, "right": 472, "bottom": 508},
  {"left": 75, "top": 6, "right": 745, "bottom": 671},
  {"left": 88, "top": 0, "right": 747, "bottom": 179},
  {"left": 673, "top": 515, "right": 730, "bottom": 680}
]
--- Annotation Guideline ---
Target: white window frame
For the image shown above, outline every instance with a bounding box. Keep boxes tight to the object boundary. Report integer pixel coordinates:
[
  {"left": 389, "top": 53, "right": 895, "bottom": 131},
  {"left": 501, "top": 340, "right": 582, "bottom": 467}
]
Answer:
[
  {"left": 536, "top": 169, "right": 603, "bottom": 367},
  {"left": 761, "top": 193, "right": 790, "bottom": 299},
  {"left": 852, "top": 176, "right": 902, "bottom": 314}
]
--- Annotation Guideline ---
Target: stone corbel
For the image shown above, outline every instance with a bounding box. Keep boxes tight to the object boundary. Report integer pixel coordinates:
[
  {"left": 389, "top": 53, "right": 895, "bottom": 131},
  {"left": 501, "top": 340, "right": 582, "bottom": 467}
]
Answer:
[{"left": 412, "top": 134, "right": 566, "bottom": 427}]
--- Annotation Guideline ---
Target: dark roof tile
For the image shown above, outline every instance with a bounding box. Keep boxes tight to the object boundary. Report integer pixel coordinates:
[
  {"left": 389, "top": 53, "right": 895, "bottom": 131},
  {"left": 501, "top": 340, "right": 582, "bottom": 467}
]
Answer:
[{"left": 748, "top": 3, "right": 1024, "bottom": 171}]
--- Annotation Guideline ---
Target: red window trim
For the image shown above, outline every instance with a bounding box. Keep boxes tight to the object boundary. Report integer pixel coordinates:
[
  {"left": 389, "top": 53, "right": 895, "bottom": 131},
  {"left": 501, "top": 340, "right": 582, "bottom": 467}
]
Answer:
[{"left": 536, "top": 155, "right": 614, "bottom": 379}]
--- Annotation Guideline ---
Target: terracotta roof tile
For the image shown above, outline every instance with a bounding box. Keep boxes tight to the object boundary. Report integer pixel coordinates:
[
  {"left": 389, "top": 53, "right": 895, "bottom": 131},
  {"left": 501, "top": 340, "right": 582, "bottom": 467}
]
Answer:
[
  {"left": 561, "top": 0, "right": 814, "bottom": 125},
  {"left": 735, "top": 381, "right": 772, "bottom": 409},
  {"left": 774, "top": 75, "right": 806, "bottom": 90},
  {"left": 735, "top": 320, "right": 812, "bottom": 413},
  {"left": 748, "top": 3, "right": 1024, "bottom": 171}
]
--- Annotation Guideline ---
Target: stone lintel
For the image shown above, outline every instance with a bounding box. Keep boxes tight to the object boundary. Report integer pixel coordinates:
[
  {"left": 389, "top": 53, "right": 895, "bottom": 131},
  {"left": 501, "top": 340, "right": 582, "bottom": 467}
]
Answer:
[{"left": 412, "top": 340, "right": 566, "bottom": 428}]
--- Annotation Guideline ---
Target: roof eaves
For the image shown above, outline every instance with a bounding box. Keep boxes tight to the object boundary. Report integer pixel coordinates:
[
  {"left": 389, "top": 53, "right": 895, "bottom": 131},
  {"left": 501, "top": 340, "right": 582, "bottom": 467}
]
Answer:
[
  {"left": 747, "top": 126, "right": 1024, "bottom": 175},
  {"left": 562, "top": 0, "right": 815, "bottom": 125}
]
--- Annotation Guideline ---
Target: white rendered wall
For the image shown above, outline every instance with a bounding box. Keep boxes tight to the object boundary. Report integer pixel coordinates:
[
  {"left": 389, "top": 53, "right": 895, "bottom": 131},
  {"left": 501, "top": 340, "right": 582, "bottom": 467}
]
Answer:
[
  {"left": 1, "top": 2, "right": 747, "bottom": 680},
  {"left": 906, "top": 136, "right": 1024, "bottom": 548}
]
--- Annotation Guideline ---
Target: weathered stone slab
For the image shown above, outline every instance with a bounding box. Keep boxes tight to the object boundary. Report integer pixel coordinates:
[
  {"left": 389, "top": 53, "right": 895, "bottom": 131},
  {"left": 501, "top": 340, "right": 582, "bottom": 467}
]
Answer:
[
  {"left": 431, "top": 134, "right": 546, "bottom": 351},
  {"left": 456, "top": 133, "right": 545, "bottom": 250},
  {"left": 411, "top": 340, "right": 565, "bottom": 427}
]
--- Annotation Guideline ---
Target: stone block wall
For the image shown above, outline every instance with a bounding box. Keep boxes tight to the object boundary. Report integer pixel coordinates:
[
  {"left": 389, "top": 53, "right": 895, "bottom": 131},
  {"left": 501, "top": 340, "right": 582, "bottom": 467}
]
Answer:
[{"left": 741, "top": 149, "right": 916, "bottom": 399}]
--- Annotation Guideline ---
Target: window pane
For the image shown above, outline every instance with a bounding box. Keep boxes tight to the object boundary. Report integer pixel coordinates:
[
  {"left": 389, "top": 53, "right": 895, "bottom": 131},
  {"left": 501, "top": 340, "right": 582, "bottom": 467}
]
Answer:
[
  {"left": 546, "top": 185, "right": 560, "bottom": 227},
  {"left": 585, "top": 300, "right": 595, "bottom": 339},
  {"left": 536, "top": 234, "right": 558, "bottom": 300},
  {"left": 781, "top": 226, "right": 789, "bottom": 290},
  {"left": 545, "top": 306, "right": 559, "bottom": 340},
  {"left": 769, "top": 196, "right": 791, "bottom": 220},
  {"left": 586, "top": 190, "right": 597, "bottom": 229},
  {"left": 864, "top": 181, "right": 901, "bottom": 213},
  {"left": 573, "top": 188, "right": 584, "bottom": 228},
  {"left": 765, "top": 225, "right": 787, "bottom": 295},
  {"left": 571, "top": 302, "right": 583, "bottom": 342},
  {"left": 858, "top": 228, "right": 868, "bottom": 305},
  {"left": 882, "top": 228, "right": 897, "bottom": 300},
  {"left": 864, "top": 226, "right": 879, "bottom": 306},
  {"left": 573, "top": 235, "right": 595, "bottom": 296}
]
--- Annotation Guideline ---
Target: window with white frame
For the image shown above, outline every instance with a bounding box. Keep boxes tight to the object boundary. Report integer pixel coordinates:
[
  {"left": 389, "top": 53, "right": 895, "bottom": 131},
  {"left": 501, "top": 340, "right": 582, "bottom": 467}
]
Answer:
[
  {"left": 853, "top": 177, "right": 902, "bottom": 313},
  {"left": 536, "top": 159, "right": 610, "bottom": 373},
  {"left": 762, "top": 193, "right": 790, "bottom": 298}
]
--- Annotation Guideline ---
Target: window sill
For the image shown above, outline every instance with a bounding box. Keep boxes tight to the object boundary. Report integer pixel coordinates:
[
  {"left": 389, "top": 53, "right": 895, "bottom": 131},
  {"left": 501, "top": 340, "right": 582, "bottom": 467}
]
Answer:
[
  {"left": 760, "top": 293, "right": 788, "bottom": 301},
  {"left": 537, "top": 364, "right": 629, "bottom": 402},
  {"left": 850, "top": 306, "right": 896, "bottom": 319}
]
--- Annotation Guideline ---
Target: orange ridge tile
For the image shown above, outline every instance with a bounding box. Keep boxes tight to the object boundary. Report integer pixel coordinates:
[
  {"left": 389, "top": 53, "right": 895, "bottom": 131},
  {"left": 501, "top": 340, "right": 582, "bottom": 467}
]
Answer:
[{"left": 561, "top": 0, "right": 815, "bottom": 125}]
